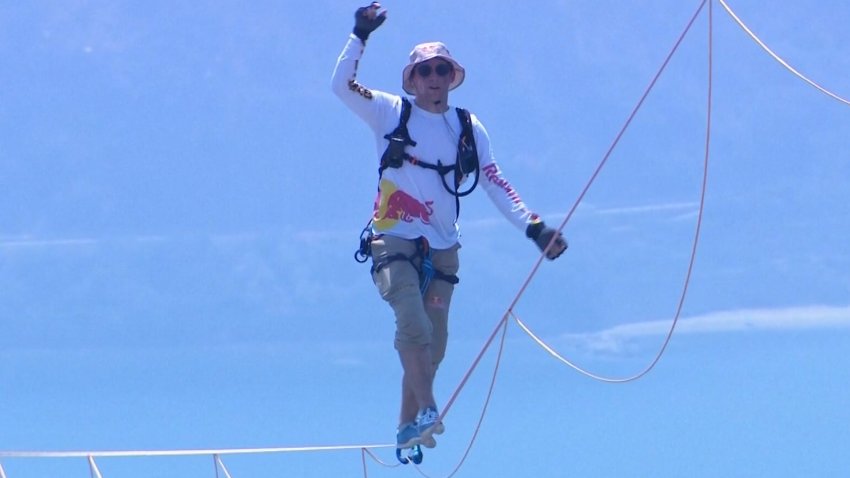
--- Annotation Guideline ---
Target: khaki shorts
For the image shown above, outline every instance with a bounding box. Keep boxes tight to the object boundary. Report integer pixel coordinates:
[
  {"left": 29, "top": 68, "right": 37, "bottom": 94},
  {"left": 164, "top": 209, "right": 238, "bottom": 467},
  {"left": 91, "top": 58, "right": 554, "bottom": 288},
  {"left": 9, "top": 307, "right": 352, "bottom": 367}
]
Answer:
[{"left": 370, "top": 235, "right": 460, "bottom": 366}]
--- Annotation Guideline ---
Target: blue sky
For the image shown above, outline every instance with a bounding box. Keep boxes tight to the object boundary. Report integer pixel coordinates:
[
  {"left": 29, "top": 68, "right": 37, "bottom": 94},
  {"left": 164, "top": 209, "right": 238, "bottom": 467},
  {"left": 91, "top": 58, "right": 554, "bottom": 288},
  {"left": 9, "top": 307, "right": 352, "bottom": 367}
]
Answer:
[{"left": 2, "top": 1, "right": 849, "bottom": 477}]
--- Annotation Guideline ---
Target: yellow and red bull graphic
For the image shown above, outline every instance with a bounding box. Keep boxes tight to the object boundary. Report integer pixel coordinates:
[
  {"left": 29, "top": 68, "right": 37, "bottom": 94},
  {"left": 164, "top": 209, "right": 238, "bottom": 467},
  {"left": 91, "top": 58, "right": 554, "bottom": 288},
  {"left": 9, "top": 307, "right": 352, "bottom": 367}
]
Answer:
[{"left": 373, "top": 179, "right": 435, "bottom": 231}]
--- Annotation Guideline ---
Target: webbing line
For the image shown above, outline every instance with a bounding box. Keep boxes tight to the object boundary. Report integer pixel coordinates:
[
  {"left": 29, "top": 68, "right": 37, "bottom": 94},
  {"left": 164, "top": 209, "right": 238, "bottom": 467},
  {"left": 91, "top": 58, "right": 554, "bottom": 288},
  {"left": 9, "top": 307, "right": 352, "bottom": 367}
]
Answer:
[
  {"left": 718, "top": 0, "right": 850, "bottom": 106},
  {"left": 0, "top": 443, "right": 393, "bottom": 459},
  {"left": 2, "top": 445, "right": 394, "bottom": 478}
]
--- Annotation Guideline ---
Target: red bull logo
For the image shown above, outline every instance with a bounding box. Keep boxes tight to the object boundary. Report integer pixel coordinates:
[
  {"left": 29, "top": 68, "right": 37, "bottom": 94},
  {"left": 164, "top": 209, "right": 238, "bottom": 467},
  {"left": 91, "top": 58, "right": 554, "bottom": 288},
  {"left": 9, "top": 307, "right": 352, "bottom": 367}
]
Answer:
[{"left": 373, "top": 179, "right": 434, "bottom": 230}]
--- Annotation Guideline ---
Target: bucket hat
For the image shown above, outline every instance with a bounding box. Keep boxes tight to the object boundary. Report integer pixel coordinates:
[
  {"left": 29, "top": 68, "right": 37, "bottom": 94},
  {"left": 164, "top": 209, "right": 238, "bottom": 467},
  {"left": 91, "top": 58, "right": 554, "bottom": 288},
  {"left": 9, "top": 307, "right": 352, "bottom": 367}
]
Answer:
[{"left": 402, "top": 42, "right": 465, "bottom": 95}]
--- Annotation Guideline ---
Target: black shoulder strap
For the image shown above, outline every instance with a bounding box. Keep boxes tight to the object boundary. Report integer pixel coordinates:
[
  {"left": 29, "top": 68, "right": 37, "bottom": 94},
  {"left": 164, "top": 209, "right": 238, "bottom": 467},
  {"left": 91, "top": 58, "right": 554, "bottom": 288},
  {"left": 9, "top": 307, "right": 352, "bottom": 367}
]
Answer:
[
  {"left": 454, "top": 107, "right": 478, "bottom": 175},
  {"left": 456, "top": 107, "right": 472, "bottom": 136},
  {"left": 400, "top": 97, "right": 413, "bottom": 131},
  {"left": 385, "top": 98, "right": 416, "bottom": 146},
  {"left": 379, "top": 98, "right": 418, "bottom": 175}
]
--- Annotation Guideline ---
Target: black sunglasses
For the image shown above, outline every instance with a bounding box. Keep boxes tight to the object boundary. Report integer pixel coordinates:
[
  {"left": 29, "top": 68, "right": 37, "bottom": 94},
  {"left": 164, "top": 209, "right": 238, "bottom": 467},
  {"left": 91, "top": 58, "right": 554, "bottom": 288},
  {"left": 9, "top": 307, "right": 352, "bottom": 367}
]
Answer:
[{"left": 416, "top": 62, "right": 453, "bottom": 78}]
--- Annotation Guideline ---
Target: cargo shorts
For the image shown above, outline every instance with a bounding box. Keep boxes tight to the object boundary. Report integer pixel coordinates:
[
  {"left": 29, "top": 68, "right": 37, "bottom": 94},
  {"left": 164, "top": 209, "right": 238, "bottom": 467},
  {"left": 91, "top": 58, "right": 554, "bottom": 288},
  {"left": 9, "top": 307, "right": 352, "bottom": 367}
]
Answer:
[{"left": 370, "top": 235, "right": 460, "bottom": 366}]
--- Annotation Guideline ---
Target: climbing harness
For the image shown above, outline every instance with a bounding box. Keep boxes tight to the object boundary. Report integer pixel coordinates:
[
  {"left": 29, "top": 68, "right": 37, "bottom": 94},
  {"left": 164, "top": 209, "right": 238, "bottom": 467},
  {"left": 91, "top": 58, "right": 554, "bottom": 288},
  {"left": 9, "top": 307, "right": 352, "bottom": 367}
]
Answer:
[
  {"left": 379, "top": 97, "right": 480, "bottom": 203},
  {"left": 369, "top": 236, "right": 459, "bottom": 295},
  {"left": 354, "top": 97, "right": 479, "bottom": 266}
]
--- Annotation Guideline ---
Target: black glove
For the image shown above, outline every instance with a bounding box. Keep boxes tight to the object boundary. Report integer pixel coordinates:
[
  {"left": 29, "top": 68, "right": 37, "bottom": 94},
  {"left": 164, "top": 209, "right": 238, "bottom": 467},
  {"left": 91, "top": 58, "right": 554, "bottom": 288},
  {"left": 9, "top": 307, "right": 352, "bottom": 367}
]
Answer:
[
  {"left": 353, "top": 2, "right": 387, "bottom": 42},
  {"left": 526, "top": 222, "right": 568, "bottom": 260}
]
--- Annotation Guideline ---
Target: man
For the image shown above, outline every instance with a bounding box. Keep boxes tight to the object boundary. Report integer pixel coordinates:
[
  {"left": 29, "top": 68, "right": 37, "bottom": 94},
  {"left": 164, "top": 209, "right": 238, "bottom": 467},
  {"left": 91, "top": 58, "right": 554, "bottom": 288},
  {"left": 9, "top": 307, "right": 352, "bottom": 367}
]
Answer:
[{"left": 331, "top": 2, "right": 567, "bottom": 457}]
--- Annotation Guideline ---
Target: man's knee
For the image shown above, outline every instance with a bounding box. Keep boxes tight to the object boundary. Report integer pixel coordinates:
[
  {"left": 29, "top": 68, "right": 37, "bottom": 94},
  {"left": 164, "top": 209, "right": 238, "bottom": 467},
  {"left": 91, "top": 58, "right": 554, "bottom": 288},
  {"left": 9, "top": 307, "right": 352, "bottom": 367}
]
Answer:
[
  {"left": 394, "top": 310, "right": 433, "bottom": 350},
  {"left": 426, "top": 299, "right": 449, "bottom": 367}
]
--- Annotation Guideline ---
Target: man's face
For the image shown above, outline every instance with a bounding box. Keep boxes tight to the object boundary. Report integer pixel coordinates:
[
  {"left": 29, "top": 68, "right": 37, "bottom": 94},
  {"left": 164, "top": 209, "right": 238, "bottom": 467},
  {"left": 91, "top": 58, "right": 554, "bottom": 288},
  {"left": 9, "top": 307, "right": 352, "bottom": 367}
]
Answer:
[{"left": 410, "top": 58, "right": 455, "bottom": 109}]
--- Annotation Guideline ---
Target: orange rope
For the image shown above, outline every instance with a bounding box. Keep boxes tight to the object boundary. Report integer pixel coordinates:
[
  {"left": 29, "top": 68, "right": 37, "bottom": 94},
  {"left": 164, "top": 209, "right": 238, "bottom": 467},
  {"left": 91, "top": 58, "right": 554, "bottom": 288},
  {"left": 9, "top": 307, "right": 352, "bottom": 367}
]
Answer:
[
  {"left": 514, "top": 0, "right": 713, "bottom": 383},
  {"left": 400, "top": 2, "right": 712, "bottom": 476}
]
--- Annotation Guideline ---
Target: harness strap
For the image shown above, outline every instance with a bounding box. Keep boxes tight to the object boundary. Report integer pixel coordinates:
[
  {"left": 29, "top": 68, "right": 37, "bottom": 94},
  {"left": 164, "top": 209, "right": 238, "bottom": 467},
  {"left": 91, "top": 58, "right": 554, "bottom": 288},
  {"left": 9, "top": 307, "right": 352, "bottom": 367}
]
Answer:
[
  {"left": 378, "top": 98, "right": 417, "bottom": 177},
  {"left": 408, "top": 157, "right": 455, "bottom": 175},
  {"left": 419, "top": 246, "right": 435, "bottom": 296},
  {"left": 370, "top": 238, "right": 459, "bottom": 295},
  {"left": 378, "top": 99, "right": 479, "bottom": 199},
  {"left": 356, "top": 102, "right": 481, "bottom": 264}
]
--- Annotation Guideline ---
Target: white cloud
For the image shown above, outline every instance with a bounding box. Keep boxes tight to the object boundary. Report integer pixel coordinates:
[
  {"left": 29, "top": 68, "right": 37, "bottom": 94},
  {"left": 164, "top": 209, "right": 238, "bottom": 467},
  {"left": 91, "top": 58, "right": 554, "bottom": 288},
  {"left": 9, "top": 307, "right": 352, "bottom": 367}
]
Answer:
[
  {"left": 0, "top": 237, "right": 98, "bottom": 249},
  {"left": 462, "top": 200, "right": 700, "bottom": 230},
  {"left": 579, "top": 201, "right": 699, "bottom": 217},
  {"left": 331, "top": 357, "right": 368, "bottom": 368},
  {"left": 0, "top": 233, "right": 258, "bottom": 251},
  {"left": 560, "top": 304, "right": 850, "bottom": 354}
]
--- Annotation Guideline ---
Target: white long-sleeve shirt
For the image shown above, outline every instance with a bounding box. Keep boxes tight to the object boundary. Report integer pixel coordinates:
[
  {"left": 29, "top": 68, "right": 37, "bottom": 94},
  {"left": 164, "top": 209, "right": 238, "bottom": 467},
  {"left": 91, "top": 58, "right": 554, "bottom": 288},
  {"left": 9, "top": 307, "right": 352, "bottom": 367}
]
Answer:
[{"left": 332, "top": 34, "right": 541, "bottom": 249}]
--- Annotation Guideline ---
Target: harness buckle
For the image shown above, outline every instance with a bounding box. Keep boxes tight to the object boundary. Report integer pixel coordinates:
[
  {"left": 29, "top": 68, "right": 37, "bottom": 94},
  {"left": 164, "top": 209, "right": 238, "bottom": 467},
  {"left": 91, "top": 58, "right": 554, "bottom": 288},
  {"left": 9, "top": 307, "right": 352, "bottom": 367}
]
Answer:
[
  {"left": 457, "top": 139, "right": 477, "bottom": 176},
  {"left": 354, "top": 224, "right": 374, "bottom": 263},
  {"left": 381, "top": 134, "right": 408, "bottom": 169}
]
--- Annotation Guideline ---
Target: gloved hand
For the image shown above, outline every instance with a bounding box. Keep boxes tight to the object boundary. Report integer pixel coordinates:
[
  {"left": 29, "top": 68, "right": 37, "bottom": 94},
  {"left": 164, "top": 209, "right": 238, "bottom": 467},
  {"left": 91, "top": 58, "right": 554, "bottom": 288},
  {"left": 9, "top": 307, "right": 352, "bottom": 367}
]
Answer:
[
  {"left": 526, "top": 222, "right": 568, "bottom": 260},
  {"left": 353, "top": 2, "right": 387, "bottom": 42}
]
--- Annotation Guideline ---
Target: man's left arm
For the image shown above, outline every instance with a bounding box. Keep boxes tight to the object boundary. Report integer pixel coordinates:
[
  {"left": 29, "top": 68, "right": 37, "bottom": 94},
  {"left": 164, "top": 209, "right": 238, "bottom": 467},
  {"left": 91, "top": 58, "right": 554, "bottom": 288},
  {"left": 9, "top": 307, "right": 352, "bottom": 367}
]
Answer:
[{"left": 475, "top": 121, "right": 567, "bottom": 260}]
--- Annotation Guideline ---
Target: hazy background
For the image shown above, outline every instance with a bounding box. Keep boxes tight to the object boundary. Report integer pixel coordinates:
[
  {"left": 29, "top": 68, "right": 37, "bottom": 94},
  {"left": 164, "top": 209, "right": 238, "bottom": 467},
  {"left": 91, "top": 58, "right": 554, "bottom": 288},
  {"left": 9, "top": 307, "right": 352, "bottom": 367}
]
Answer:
[{"left": 2, "top": 1, "right": 849, "bottom": 477}]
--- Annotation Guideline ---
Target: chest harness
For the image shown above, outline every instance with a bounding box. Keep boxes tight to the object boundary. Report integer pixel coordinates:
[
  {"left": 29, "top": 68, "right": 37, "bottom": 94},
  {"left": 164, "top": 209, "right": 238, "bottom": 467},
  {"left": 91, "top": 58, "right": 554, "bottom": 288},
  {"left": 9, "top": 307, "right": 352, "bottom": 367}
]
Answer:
[{"left": 354, "top": 98, "right": 480, "bottom": 292}]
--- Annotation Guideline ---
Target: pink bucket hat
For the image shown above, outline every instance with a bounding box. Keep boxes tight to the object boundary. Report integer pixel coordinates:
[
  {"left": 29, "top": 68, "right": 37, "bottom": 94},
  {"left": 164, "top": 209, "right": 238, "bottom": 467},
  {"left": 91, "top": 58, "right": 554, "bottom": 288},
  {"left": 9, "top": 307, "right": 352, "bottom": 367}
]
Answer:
[{"left": 402, "top": 41, "right": 466, "bottom": 95}]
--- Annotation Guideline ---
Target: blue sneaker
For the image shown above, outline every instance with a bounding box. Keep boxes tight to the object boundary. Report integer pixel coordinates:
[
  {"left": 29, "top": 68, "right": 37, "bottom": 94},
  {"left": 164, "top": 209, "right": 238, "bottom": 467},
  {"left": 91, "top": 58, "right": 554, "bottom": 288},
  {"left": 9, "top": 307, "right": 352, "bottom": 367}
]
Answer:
[
  {"left": 415, "top": 406, "right": 444, "bottom": 449},
  {"left": 396, "top": 422, "right": 420, "bottom": 449}
]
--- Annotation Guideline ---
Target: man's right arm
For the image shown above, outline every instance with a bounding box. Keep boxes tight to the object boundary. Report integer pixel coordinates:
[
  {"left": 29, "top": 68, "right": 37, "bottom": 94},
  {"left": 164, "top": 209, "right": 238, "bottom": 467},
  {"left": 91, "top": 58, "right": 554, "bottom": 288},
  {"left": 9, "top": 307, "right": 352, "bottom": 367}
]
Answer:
[
  {"left": 331, "top": 4, "right": 392, "bottom": 130},
  {"left": 331, "top": 33, "right": 371, "bottom": 105}
]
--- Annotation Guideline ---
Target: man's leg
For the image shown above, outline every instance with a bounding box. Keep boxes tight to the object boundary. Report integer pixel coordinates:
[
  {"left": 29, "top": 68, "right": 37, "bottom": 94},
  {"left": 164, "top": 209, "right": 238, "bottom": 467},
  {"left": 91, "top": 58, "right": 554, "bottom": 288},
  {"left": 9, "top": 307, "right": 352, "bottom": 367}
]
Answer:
[
  {"left": 370, "top": 236, "right": 436, "bottom": 432},
  {"left": 425, "top": 242, "right": 460, "bottom": 369},
  {"left": 415, "top": 242, "right": 460, "bottom": 445},
  {"left": 406, "top": 242, "right": 459, "bottom": 419},
  {"left": 399, "top": 344, "right": 436, "bottom": 424}
]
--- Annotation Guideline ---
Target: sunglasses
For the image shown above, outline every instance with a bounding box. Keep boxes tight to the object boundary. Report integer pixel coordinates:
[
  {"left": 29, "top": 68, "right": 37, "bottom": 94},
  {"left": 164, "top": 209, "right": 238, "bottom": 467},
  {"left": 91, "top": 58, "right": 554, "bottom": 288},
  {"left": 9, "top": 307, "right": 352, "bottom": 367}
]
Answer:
[{"left": 416, "top": 62, "right": 453, "bottom": 78}]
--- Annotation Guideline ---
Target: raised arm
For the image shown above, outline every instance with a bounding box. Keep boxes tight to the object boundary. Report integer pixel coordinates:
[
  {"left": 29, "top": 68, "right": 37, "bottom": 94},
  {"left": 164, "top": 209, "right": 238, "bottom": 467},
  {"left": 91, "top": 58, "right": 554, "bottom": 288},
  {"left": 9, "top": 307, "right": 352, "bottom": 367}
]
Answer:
[{"left": 330, "top": 3, "right": 396, "bottom": 132}]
